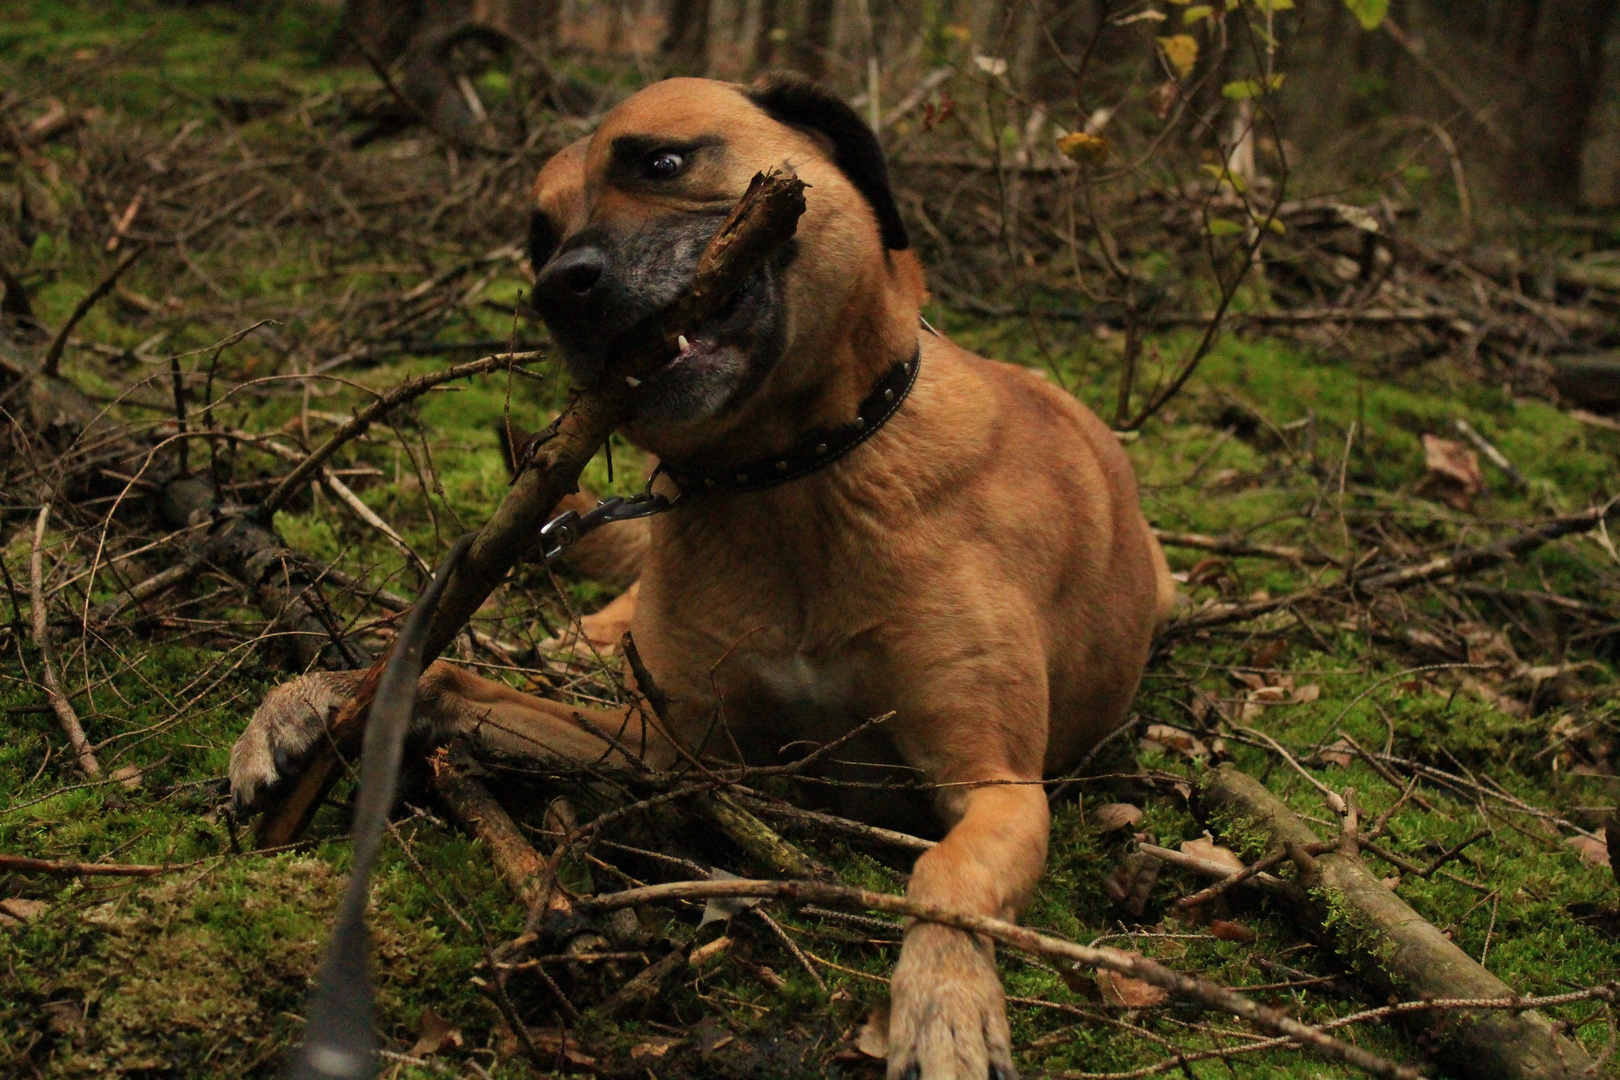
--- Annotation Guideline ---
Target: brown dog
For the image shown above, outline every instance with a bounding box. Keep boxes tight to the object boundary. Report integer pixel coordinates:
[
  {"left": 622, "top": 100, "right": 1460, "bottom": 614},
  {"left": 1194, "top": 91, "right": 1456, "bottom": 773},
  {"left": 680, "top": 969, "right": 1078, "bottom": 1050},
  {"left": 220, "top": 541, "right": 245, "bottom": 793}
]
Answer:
[{"left": 231, "top": 74, "right": 1173, "bottom": 1080}]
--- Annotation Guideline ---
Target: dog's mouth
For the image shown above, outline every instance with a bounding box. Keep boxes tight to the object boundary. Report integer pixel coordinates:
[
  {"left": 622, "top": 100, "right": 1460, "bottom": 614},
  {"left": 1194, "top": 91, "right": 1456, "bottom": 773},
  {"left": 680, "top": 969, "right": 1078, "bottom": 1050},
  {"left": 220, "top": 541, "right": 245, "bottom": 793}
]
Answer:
[{"left": 621, "top": 267, "right": 782, "bottom": 423}]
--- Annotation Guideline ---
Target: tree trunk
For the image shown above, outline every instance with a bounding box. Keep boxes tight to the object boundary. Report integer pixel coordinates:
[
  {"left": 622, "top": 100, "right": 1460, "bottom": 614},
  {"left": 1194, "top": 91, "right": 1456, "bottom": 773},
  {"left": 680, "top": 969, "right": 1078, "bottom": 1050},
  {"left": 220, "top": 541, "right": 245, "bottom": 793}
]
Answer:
[
  {"left": 1511, "top": 0, "right": 1620, "bottom": 206},
  {"left": 790, "top": 0, "right": 836, "bottom": 80},
  {"left": 662, "top": 0, "right": 713, "bottom": 73}
]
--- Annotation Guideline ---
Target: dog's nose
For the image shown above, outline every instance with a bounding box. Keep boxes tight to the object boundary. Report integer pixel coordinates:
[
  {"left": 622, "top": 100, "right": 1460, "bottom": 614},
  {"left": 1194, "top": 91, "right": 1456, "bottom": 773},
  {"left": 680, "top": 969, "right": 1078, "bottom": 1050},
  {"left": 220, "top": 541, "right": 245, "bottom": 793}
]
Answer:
[{"left": 536, "top": 247, "right": 605, "bottom": 301}]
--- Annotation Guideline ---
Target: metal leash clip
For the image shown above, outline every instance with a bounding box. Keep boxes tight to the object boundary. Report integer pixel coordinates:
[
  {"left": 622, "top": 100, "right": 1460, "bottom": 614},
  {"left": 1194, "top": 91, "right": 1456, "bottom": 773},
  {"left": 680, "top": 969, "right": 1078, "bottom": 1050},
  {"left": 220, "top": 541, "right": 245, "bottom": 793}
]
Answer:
[{"left": 538, "top": 488, "right": 676, "bottom": 565}]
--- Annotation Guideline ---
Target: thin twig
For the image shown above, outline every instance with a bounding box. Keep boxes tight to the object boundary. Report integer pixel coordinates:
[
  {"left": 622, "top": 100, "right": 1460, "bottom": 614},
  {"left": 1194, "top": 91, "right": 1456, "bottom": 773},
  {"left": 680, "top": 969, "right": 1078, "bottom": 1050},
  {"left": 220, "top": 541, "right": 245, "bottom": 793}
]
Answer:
[
  {"left": 29, "top": 507, "right": 99, "bottom": 776},
  {"left": 577, "top": 877, "right": 1426, "bottom": 1080}
]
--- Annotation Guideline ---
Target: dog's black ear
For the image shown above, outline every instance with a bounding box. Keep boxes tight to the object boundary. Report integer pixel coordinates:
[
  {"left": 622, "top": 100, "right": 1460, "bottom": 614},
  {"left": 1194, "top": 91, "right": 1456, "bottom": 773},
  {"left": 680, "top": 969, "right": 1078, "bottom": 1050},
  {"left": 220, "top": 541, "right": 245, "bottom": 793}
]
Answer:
[{"left": 745, "top": 72, "right": 909, "bottom": 251}]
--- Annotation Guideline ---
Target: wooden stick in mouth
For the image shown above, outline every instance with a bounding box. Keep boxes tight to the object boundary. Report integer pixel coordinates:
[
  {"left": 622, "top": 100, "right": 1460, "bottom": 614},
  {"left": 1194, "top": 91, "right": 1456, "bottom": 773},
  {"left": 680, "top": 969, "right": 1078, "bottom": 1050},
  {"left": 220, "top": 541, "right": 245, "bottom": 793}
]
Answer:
[{"left": 252, "top": 169, "right": 808, "bottom": 849}]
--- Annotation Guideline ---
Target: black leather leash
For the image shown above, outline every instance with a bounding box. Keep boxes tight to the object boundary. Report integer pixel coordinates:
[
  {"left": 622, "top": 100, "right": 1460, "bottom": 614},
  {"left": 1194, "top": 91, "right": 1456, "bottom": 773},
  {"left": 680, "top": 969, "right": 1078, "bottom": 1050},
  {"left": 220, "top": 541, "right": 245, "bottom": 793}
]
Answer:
[{"left": 285, "top": 533, "right": 475, "bottom": 1080}]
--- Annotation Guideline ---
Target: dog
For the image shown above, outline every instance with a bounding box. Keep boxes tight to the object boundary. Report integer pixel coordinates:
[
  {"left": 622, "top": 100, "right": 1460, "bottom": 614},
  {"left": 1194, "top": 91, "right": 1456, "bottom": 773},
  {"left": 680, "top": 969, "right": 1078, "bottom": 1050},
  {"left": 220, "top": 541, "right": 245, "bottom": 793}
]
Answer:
[{"left": 230, "top": 73, "right": 1174, "bottom": 1080}]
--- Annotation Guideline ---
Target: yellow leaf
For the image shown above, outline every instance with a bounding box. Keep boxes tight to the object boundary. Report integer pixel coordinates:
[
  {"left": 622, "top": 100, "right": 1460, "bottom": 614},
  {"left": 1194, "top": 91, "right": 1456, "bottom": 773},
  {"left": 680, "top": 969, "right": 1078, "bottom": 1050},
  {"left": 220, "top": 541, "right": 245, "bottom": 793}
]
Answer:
[
  {"left": 1266, "top": 217, "right": 1287, "bottom": 235},
  {"left": 1207, "top": 218, "right": 1244, "bottom": 237},
  {"left": 1221, "top": 73, "right": 1285, "bottom": 99},
  {"left": 1157, "top": 34, "right": 1199, "bottom": 80},
  {"left": 1056, "top": 131, "right": 1111, "bottom": 169},
  {"left": 1184, "top": 4, "right": 1216, "bottom": 22},
  {"left": 1344, "top": 0, "right": 1389, "bottom": 30}
]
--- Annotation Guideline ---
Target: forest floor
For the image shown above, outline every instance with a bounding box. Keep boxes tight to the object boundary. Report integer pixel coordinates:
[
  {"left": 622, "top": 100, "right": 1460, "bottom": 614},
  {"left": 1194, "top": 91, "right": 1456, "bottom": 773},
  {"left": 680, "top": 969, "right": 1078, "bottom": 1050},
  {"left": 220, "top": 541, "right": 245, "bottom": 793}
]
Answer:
[{"left": 2, "top": 4, "right": 1619, "bottom": 1079}]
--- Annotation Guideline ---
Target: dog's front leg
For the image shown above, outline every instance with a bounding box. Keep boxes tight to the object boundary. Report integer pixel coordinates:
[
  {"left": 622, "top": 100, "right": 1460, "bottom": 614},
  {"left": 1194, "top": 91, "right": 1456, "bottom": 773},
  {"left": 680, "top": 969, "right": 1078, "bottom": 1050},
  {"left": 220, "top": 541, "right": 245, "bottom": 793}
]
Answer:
[{"left": 888, "top": 782, "right": 1048, "bottom": 1080}]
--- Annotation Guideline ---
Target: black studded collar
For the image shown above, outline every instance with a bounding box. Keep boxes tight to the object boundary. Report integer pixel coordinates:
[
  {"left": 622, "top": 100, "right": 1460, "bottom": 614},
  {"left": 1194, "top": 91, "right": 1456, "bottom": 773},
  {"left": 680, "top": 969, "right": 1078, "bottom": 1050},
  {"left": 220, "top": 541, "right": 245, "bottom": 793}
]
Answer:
[{"left": 661, "top": 344, "right": 921, "bottom": 496}]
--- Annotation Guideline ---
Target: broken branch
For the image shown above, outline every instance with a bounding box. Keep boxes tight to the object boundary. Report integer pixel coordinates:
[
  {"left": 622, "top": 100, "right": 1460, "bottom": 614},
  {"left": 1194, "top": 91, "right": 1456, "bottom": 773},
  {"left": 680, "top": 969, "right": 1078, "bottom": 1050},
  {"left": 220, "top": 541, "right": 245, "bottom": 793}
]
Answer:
[{"left": 1196, "top": 764, "right": 1596, "bottom": 1080}]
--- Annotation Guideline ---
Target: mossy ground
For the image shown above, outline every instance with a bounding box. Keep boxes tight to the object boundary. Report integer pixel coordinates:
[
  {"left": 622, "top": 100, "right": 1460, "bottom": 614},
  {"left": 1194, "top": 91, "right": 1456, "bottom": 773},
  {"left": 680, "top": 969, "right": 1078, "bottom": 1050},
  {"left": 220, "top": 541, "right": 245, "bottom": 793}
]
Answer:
[{"left": 2, "top": 3, "right": 1619, "bottom": 1077}]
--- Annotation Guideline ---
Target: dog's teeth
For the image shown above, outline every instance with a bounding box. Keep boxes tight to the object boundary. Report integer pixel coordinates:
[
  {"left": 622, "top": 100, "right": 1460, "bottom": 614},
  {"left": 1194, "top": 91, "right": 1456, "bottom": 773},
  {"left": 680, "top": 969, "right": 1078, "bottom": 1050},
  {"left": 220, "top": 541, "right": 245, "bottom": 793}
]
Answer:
[
  {"left": 625, "top": 375, "right": 642, "bottom": 387},
  {"left": 677, "top": 334, "right": 691, "bottom": 351}
]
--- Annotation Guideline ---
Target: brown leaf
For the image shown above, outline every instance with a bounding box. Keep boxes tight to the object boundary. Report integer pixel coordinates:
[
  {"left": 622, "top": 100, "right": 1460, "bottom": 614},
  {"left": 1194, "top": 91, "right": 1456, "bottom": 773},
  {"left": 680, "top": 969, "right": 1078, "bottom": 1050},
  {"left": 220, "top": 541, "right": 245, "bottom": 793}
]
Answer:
[
  {"left": 1091, "top": 802, "right": 1144, "bottom": 833},
  {"left": 1568, "top": 834, "right": 1611, "bottom": 869},
  {"left": 1104, "top": 853, "right": 1161, "bottom": 918},
  {"left": 1208, "top": 919, "right": 1257, "bottom": 943},
  {"left": 112, "top": 764, "right": 143, "bottom": 791},
  {"left": 407, "top": 1007, "right": 463, "bottom": 1058},
  {"left": 1247, "top": 637, "right": 1289, "bottom": 669},
  {"left": 1230, "top": 669, "right": 1269, "bottom": 691},
  {"left": 1319, "top": 738, "right": 1355, "bottom": 768},
  {"left": 1096, "top": 967, "right": 1170, "bottom": 1007},
  {"left": 855, "top": 1006, "right": 889, "bottom": 1059},
  {"left": 1291, "top": 683, "right": 1321, "bottom": 703},
  {"left": 1181, "top": 836, "right": 1245, "bottom": 873},
  {"left": 0, "top": 898, "right": 48, "bottom": 926},
  {"left": 631, "top": 1036, "right": 684, "bottom": 1059},
  {"left": 1147, "top": 79, "right": 1180, "bottom": 120},
  {"left": 1382, "top": 875, "right": 1402, "bottom": 890},
  {"left": 1141, "top": 724, "right": 1208, "bottom": 760},
  {"left": 1057, "top": 964, "right": 1097, "bottom": 996},
  {"left": 1422, "top": 435, "right": 1484, "bottom": 509}
]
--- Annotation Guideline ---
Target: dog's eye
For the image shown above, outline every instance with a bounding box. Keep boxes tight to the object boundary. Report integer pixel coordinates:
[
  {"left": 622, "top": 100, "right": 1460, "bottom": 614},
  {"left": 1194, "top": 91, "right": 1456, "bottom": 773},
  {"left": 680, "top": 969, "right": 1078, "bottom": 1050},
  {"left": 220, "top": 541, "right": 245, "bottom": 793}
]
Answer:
[{"left": 646, "top": 151, "right": 684, "bottom": 179}]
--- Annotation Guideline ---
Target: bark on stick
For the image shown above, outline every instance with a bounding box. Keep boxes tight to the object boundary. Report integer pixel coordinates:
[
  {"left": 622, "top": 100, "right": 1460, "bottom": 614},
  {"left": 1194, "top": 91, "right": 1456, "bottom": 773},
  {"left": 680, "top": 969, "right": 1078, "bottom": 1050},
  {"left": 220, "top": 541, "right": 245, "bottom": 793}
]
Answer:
[{"left": 1196, "top": 765, "right": 1598, "bottom": 1080}]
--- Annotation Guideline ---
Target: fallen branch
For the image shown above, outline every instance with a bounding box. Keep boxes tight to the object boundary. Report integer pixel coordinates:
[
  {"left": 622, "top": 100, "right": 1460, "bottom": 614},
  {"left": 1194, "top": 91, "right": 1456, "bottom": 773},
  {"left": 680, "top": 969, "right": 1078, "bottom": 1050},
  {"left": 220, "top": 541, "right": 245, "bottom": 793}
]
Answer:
[
  {"left": 1196, "top": 765, "right": 1597, "bottom": 1080},
  {"left": 1152, "top": 528, "right": 1332, "bottom": 566},
  {"left": 253, "top": 169, "right": 808, "bottom": 849},
  {"left": 1167, "top": 498, "right": 1619, "bottom": 635},
  {"left": 256, "top": 350, "right": 537, "bottom": 520},
  {"left": 29, "top": 506, "right": 99, "bottom": 777},
  {"left": 428, "top": 744, "right": 547, "bottom": 907},
  {"left": 39, "top": 245, "right": 146, "bottom": 378},
  {"left": 0, "top": 852, "right": 173, "bottom": 877},
  {"left": 575, "top": 877, "right": 1426, "bottom": 1080}
]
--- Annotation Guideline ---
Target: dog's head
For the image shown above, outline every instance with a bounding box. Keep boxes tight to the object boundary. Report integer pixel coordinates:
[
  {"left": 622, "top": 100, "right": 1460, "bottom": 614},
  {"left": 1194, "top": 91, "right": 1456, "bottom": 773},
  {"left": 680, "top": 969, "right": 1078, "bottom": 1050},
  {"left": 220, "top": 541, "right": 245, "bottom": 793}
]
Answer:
[{"left": 527, "top": 75, "right": 923, "bottom": 459}]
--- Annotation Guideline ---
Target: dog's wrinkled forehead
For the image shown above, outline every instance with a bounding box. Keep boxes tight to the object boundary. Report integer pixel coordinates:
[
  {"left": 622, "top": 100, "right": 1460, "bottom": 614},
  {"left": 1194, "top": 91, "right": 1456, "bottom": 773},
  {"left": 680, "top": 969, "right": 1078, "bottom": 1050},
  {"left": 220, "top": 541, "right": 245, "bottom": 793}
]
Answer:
[{"left": 527, "top": 75, "right": 907, "bottom": 266}]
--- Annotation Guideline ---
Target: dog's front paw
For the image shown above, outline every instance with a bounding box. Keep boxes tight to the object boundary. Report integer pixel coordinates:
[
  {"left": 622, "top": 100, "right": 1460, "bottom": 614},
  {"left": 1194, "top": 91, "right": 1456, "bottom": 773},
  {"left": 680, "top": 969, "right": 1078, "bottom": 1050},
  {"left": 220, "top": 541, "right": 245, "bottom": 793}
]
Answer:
[
  {"left": 229, "top": 670, "right": 366, "bottom": 811},
  {"left": 887, "top": 922, "right": 1016, "bottom": 1080}
]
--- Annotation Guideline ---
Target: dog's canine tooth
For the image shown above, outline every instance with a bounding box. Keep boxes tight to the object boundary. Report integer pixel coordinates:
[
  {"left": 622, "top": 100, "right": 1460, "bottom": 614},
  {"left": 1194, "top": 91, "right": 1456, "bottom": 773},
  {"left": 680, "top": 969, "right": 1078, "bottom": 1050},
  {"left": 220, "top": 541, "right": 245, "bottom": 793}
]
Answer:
[
  {"left": 625, "top": 375, "right": 642, "bottom": 387},
  {"left": 677, "top": 334, "right": 691, "bottom": 351}
]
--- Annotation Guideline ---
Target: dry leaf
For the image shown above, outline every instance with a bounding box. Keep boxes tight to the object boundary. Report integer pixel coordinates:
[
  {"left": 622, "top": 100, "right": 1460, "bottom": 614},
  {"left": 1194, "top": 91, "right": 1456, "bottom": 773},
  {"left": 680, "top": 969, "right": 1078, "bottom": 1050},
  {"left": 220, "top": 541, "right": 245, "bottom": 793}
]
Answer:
[
  {"left": 1104, "top": 853, "right": 1161, "bottom": 918},
  {"left": 1208, "top": 919, "right": 1257, "bottom": 943},
  {"left": 0, "top": 898, "right": 48, "bottom": 926},
  {"left": 1092, "top": 802, "right": 1144, "bottom": 833},
  {"left": 1568, "top": 834, "right": 1611, "bottom": 869},
  {"left": 1291, "top": 683, "right": 1321, "bottom": 703},
  {"left": 1141, "top": 723, "right": 1208, "bottom": 760},
  {"left": 1146, "top": 79, "right": 1179, "bottom": 119},
  {"left": 631, "top": 1036, "right": 684, "bottom": 1059},
  {"left": 408, "top": 1007, "right": 463, "bottom": 1058},
  {"left": 1181, "top": 836, "right": 1245, "bottom": 873},
  {"left": 112, "top": 764, "right": 143, "bottom": 791},
  {"left": 1382, "top": 875, "right": 1402, "bottom": 890},
  {"left": 1248, "top": 637, "right": 1289, "bottom": 669},
  {"left": 855, "top": 1006, "right": 889, "bottom": 1058},
  {"left": 1319, "top": 738, "right": 1355, "bottom": 768},
  {"left": 1096, "top": 967, "right": 1170, "bottom": 1007},
  {"left": 1422, "top": 434, "right": 1483, "bottom": 509},
  {"left": 1231, "top": 669, "right": 1269, "bottom": 691}
]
